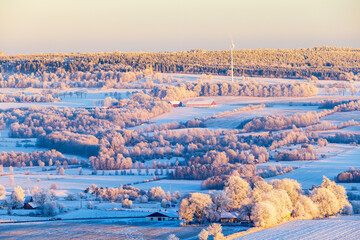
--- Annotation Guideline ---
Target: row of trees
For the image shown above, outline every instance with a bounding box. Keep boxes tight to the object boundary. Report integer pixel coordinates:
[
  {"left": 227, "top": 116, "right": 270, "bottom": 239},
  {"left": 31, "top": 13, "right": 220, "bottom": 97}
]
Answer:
[
  {"left": 151, "top": 82, "right": 318, "bottom": 100},
  {"left": 0, "top": 150, "right": 78, "bottom": 167},
  {"left": 0, "top": 93, "right": 59, "bottom": 103},
  {"left": 88, "top": 184, "right": 181, "bottom": 205}
]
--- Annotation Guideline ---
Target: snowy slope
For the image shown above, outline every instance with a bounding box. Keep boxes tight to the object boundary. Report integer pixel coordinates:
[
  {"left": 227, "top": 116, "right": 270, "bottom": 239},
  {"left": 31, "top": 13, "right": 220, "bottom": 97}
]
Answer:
[{"left": 236, "top": 215, "right": 360, "bottom": 240}]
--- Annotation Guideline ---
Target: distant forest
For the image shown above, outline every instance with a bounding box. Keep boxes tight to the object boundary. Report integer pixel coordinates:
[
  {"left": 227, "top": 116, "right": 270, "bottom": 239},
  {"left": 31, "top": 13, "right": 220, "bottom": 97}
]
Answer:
[{"left": 1, "top": 47, "right": 359, "bottom": 80}]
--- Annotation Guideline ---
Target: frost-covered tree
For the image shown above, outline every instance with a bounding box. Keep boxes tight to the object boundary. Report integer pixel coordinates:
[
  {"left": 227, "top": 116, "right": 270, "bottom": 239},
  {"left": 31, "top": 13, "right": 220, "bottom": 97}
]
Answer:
[
  {"left": 122, "top": 199, "right": 132, "bottom": 209},
  {"left": 149, "top": 186, "right": 165, "bottom": 201},
  {"left": 10, "top": 186, "right": 25, "bottom": 209},
  {"left": 179, "top": 193, "right": 213, "bottom": 224},
  {"left": 224, "top": 175, "right": 251, "bottom": 209},
  {"left": 292, "top": 195, "right": 319, "bottom": 219},
  {"left": 206, "top": 223, "right": 224, "bottom": 240},
  {"left": 251, "top": 201, "right": 277, "bottom": 227},
  {"left": 167, "top": 234, "right": 179, "bottom": 240},
  {"left": 198, "top": 229, "right": 209, "bottom": 240},
  {"left": 270, "top": 178, "right": 302, "bottom": 205},
  {"left": 312, "top": 188, "right": 339, "bottom": 217},
  {"left": 32, "top": 187, "right": 52, "bottom": 205}
]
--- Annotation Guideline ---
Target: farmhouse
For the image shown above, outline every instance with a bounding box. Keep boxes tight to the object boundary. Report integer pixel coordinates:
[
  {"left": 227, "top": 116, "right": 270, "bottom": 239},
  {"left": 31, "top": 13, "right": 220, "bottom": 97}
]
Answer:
[
  {"left": 146, "top": 212, "right": 179, "bottom": 221},
  {"left": 220, "top": 212, "right": 240, "bottom": 223},
  {"left": 167, "top": 101, "right": 183, "bottom": 107},
  {"left": 23, "top": 202, "right": 40, "bottom": 209},
  {"left": 185, "top": 99, "right": 216, "bottom": 107}
]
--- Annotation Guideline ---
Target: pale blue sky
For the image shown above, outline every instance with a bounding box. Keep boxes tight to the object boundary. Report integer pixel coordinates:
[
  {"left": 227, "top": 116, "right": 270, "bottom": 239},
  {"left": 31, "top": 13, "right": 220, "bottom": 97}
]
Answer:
[{"left": 0, "top": 0, "right": 359, "bottom": 55}]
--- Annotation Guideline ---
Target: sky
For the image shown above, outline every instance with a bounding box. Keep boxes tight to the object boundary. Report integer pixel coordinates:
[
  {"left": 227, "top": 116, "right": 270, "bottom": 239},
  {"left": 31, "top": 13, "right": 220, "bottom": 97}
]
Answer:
[{"left": 0, "top": 0, "right": 359, "bottom": 55}]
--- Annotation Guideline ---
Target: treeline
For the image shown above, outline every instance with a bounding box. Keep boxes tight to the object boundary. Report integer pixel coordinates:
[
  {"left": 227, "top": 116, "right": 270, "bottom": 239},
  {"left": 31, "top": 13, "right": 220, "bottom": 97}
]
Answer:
[
  {"left": 0, "top": 93, "right": 59, "bottom": 103},
  {"left": 0, "top": 70, "right": 151, "bottom": 89},
  {"left": 151, "top": 82, "right": 318, "bottom": 100},
  {"left": 0, "top": 150, "right": 78, "bottom": 167},
  {"left": 1, "top": 47, "right": 359, "bottom": 80}
]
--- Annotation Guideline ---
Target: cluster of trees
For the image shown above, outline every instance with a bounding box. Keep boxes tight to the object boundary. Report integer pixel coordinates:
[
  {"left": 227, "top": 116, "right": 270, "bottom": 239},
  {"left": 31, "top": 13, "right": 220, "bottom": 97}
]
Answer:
[
  {"left": 2, "top": 185, "right": 67, "bottom": 216},
  {"left": 37, "top": 131, "right": 100, "bottom": 157},
  {"left": 4, "top": 92, "right": 172, "bottom": 137},
  {"left": 89, "top": 153, "right": 132, "bottom": 170},
  {"left": 241, "top": 111, "right": 321, "bottom": 132},
  {"left": 326, "top": 133, "right": 360, "bottom": 144},
  {"left": 2, "top": 47, "right": 359, "bottom": 80},
  {"left": 91, "top": 126, "right": 274, "bottom": 170},
  {"left": 179, "top": 175, "right": 350, "bottom": 228},
  {"left": 88, "top": 184, "right": 181, "bottom": 206},
  {"left": 200, "top": 164, "right": 293, "bottom": 190},
  {"left": 336, "top": 167, "right": 360, "bottom": 183},
  {"left": 0, "top": 150, "right": 78, "bottom": 167},
  {"left": 274, "top": 144, "right": 318, "bottom": 161},
  {"left": 0, "top": 93, "right": 59, "bottom": 103},
  {"left": 151, "top": 82, "right": 318, "bottom": 100}
]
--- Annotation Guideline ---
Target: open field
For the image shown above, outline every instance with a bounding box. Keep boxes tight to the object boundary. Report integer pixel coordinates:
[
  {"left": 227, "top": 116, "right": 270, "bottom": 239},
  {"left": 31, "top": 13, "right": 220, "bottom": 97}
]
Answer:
[
  {"left": 236, "top": 215, "right": 360, "bottom": 240},
  {"left": 0, "top": 219, "right": 248, "bottom": 240}
]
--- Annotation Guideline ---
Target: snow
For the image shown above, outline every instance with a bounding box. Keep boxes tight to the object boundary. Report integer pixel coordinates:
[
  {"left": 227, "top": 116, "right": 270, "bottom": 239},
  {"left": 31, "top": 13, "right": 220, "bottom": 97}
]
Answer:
[
  {"left": 133, "top": 179, "right": 203, "bottom": 194},
  {"left": 265, "top": 145, "right": 360, "bottom": 189},
  {"left": 0, "top": 170, "right": 161, "bottom": 196},
  {"left": 236, "top": 215, "right": 360, "bottom": 240},
  {"left": 0, "top": 88, "right": 138, "bottom": 109},
  {"left": 205, "top": 104, "right": 319, "bottom": 129},
  {"left": 0, "top": 218, "right": 247, "bottom": 240}
]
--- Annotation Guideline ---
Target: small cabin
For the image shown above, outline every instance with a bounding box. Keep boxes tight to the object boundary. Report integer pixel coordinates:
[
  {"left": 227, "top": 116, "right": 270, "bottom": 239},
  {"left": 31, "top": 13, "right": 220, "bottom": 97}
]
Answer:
[
  {"left": 220, "top": 212, "right": 240, "bottom": 223},
  {"left": 146, "top": 212, "right": 179, "bottom": 221}
]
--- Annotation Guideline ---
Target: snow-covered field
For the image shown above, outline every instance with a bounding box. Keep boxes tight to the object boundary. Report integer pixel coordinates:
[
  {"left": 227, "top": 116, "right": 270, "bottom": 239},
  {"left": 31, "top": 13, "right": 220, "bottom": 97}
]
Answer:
[
  {"left": 134, "top": 179, "right": 203, "bottom": 195},
  {"left": 0, "top": 167, "right": 169, "bottom": 195},
  {"left": 265, "top": 145, "right": 360, "bottom": 189},
  {"left": 0, "top": 218, "right": 247, "bottom": 240},
  {"left": 0, "top": 88, "right": 138, "bottom": 109},
  {"left": 236, "top": 215, "right": 360, "bottom": 240}
]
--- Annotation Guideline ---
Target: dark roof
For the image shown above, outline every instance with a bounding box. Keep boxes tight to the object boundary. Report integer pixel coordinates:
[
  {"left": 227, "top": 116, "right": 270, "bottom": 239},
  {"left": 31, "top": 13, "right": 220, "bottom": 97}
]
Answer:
[{"left": 146, "top": 212, "right": 170, "bottom": 218}]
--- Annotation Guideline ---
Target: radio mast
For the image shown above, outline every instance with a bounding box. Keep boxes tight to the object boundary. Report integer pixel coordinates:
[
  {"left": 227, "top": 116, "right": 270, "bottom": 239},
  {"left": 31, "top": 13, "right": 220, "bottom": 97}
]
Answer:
[{"left": 230, "top": 42, "right": 235, "bottom": 83}]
